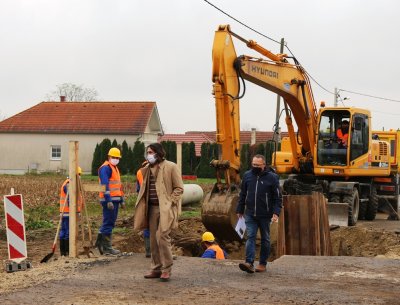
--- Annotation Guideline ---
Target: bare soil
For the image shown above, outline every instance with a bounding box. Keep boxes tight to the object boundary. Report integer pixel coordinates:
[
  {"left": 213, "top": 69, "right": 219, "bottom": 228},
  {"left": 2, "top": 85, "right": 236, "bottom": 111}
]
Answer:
[{"left": 1, "top": 175, "right": 400, "bottom": 304}]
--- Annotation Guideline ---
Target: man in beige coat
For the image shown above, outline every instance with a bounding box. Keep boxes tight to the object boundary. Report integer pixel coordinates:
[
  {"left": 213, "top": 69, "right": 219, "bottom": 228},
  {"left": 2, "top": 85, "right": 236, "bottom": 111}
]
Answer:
[{"left": 134, "top": 143, "right": 184, "bottom": 282}]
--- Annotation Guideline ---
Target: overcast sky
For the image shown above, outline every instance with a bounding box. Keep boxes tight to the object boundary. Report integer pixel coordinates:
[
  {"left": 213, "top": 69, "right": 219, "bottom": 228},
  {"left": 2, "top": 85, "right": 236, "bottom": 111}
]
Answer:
[{"left": 0, "top": 0, "right": 399, "bottom": 134}]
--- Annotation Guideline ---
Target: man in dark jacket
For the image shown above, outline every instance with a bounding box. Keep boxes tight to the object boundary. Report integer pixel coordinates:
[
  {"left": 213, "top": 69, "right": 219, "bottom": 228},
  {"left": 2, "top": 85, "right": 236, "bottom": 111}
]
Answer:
[{"left": 236, "top": 154, "right": 282, "bottom": 273}]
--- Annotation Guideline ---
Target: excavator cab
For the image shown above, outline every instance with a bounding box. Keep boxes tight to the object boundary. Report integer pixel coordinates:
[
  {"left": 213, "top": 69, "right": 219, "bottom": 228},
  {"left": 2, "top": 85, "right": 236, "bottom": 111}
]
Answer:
[
  {"left": 316, "top": 108, "right": 371, "bottom": 171},
  {"left": 317, "top": 110, "right": 351, "bottom": 166}
]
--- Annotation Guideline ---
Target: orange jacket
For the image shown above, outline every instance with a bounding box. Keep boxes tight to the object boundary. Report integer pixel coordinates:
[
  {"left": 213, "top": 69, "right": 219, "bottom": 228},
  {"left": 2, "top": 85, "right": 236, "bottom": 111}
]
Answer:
[
  {"left": 59, "top": 179, "right": 82, "bottom": 214},
  {"left": 137, "top": 169, "right": 144, "bottom": 189},
  {"left": 337, "top": 129, "right": 349, "bottom": 146},
  {"left": 207, "top": 244, "right": 226, "bottom": 260},
  {"left": 98, "top": 161, "right": 123, "bottom": 201}
]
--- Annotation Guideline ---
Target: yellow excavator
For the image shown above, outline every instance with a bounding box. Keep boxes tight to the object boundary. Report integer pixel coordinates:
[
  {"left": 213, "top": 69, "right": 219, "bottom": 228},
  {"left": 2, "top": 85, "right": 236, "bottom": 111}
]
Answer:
[{"left": 202, "top": 25, "right": 397, "bottom": 240}]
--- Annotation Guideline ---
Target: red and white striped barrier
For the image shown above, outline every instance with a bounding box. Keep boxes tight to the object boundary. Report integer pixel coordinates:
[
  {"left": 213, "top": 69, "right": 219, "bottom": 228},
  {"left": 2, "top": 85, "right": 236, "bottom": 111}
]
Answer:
[{"left": 4, "top": 194, "right": 28, "bottom": 263}]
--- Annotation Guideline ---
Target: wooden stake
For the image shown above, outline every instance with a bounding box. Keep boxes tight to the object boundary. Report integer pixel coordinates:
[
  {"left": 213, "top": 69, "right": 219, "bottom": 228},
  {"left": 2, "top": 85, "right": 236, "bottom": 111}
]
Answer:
[{"left": 68, "top": 141, "right": 79, "bottom": 258}]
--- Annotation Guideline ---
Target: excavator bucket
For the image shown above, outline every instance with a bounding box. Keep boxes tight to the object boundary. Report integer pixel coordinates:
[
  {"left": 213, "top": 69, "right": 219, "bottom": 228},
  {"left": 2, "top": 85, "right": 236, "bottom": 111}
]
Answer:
[
  {"left": 201, "top": 185, "right": 241, "bottom": 241},
  {"left": 327, "top": 202, "right": 349, "bottom": 227}
]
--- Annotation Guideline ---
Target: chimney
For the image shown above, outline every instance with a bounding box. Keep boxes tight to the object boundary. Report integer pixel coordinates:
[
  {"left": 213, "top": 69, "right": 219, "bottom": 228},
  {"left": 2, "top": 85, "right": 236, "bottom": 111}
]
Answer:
[
  {"left": 251, "top": 128, "right": 256, "bottom": 145},
  {"left": 60, "top": 96, "right": 66, "bottom": 102}
]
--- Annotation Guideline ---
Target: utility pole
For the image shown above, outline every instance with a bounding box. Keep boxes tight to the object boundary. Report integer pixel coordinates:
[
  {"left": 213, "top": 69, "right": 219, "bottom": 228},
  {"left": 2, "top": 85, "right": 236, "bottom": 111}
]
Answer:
[
  {"left": 334, "top": 87, "right": 338, "bottom": 107},
  {"left": 273, "top": 38, "right": 285, "bottom": 143}
]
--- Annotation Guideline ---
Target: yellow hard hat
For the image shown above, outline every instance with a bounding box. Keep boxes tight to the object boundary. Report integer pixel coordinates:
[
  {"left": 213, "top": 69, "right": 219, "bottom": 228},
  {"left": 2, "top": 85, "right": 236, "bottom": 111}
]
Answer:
[
  {"left": 202, "top": 232, "right": 215, "bottom": 243},
  {"left": 108, "top": 147, "right": 121, "bottom": 158},
  {"left": 77, "top": 166, "right": 82, "bottom": 175}
]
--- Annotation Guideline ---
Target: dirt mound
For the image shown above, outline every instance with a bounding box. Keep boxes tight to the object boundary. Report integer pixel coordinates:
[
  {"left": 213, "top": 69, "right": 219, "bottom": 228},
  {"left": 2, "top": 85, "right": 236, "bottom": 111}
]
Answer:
[
  {"left": 331, "top": 226, "right": 400, "bottom": 257},
  {"left": 117, "top": 217, "right": 400, "bottom": 260}
]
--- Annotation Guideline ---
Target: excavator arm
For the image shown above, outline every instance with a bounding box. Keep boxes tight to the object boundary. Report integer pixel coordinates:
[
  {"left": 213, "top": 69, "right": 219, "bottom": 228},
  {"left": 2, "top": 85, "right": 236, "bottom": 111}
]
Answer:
[
  {"left": 212, "top": 25, "right": 319, "bottom": 173},
  {"left": 202, "top": 25, "right": 319, "bottom": 240}
]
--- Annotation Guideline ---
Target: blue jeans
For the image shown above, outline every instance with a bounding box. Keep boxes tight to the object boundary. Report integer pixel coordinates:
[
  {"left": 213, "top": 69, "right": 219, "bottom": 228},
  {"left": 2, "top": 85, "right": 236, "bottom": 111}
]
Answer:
[
  {"left": 244, "top": 214, "right": 271, "bottom": 266},
  {"left": 99, "top": 201, "right": 120, "bottom": 235},
  {"left": 59, "top": 216, "right": 69, "bottom": 239}
]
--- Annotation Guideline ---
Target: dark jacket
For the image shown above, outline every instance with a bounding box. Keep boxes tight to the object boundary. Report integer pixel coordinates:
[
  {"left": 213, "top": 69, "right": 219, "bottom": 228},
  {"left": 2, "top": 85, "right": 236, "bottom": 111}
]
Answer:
[{"left": 236, "top": 168, "right": 282, "bottom": 218}]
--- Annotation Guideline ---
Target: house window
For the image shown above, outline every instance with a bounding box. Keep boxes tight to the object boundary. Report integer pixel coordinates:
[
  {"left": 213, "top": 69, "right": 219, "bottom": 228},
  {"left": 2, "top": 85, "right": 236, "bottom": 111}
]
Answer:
[{"left": 51, "top": 145, "right": 61, "bottom": 160}]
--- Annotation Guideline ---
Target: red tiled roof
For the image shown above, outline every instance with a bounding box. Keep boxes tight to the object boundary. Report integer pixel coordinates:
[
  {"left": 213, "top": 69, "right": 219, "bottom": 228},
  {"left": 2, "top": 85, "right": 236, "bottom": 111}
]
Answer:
[
  {"left": 159, "top": 133, "right": 214, "bottom": 156},
  {"left": 0, "top": 101, "right": 156, "bottom": 134},
  {"left": 185, "top": 131, "right": 289, "bottom": 145}
]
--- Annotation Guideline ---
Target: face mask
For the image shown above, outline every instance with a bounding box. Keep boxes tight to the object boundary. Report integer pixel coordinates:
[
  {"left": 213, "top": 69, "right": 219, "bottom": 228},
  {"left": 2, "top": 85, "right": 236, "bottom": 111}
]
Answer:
[
  {"left": 146, "top": 153, "right": 157, "bottom": 164},
  {"left": 251, "top": 166, "right": 262, "bottom": 175},
  {"left": 110, "top": 158, "right": 119, "bottom": 166}
]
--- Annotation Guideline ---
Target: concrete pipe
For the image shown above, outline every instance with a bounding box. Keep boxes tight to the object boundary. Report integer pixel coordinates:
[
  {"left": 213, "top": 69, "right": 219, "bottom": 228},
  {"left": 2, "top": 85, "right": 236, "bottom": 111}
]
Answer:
[{"left": 182, "top": 184, "right": 204, "bottom": 205}]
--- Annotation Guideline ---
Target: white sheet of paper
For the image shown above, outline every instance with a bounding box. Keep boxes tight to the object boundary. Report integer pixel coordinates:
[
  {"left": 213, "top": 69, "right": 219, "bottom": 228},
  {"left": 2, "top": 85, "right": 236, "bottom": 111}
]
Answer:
[{"left": 235, "top": 217, "right": 246, "bottom": 239}]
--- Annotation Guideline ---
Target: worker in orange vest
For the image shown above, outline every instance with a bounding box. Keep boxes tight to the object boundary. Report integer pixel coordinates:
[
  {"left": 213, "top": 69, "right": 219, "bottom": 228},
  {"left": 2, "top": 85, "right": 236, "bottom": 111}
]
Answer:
[
  {"left": 59, "top": 166, "right": 82, "bottom": 256},
  {"left": 96, "top": 147, "right": 125, "bottom": 256},
  {"left": 337, "top": 120, "right": 349, "bottom": 148},
  {"left": 201, "top": 232, "right": 227, "bottom": 259}
]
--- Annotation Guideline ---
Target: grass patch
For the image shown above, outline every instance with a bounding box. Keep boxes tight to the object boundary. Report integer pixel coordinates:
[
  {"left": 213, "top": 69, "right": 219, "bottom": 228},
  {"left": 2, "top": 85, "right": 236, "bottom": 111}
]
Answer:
[
  {"left": 84, "top": 194, "right": 137, "bottom": 218},
  {"left": 180, "top": 209, "right": 201, "bottom": 218},
  {"left": 26, "top": 219, "right": 53, "bottom": 230},
  {"left": 24, "top": 205, "right": 57, "bottom": 230},
  {"left": 113, "top": 227, "right": 130, "bottom": 234}
]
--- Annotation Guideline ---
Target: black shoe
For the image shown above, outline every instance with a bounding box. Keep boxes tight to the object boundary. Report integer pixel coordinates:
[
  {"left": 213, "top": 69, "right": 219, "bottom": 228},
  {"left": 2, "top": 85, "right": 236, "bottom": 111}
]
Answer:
[{"left": 239, "top": 262, "right": 255, "bottom": 273}]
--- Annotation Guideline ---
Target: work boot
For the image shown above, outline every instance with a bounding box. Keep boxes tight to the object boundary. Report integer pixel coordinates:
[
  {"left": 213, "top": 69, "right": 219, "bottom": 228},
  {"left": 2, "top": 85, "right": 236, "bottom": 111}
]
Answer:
[
  {"left": 59, "top": 239, "right": 65, "bottom": 256},
  {"left": 64, "top": 239, "right": 69, "bottom": 256},
  {"left": 95, "top": 233, "right": 103, "bottom": 255},
  {"left": 239, "top": 262, "right": 255, "bottom": 273},
  {"left": 102, "top": 234, "right": 121, "bottom": 256},
  {"left": 144, "top": 236, "right": 151, "bottom": 258}
]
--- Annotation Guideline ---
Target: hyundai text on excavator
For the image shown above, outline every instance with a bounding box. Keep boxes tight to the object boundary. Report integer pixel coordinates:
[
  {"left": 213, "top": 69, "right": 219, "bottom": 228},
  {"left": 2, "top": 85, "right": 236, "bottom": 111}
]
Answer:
[{"left": 201, "top": 25, "right": 399, "bottom": 240}]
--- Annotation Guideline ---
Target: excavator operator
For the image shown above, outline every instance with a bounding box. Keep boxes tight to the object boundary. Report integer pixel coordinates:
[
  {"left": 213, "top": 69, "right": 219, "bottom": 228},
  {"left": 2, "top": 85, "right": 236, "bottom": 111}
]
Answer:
[{"left": 337, "top": 120, "right": 349, "bottom": 148}]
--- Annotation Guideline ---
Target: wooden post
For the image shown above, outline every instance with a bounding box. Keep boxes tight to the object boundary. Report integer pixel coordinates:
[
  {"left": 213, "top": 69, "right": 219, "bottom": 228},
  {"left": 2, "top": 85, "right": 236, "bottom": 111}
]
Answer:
[
  {"left": 176, "top": 143, "right": 182, "bottom": 173},
  {"left": 68, "top": 141, "right": 79, "bottom": 258}
]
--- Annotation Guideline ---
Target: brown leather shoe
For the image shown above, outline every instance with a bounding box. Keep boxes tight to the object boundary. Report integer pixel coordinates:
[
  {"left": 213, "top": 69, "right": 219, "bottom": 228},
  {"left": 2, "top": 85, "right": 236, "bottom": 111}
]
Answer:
[
  {"left": 144, "top": 270, "right": 161, "bottom": 279},
  {"left": 255, "top": 264, "right": 266, "bottom": 272},
  {"left": 159, "top": 272, "right": 170, "bottom": 282}
]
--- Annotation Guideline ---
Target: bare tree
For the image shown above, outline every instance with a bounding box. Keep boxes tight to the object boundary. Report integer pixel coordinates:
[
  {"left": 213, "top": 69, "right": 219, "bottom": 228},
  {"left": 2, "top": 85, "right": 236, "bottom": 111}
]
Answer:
[
  {"left": 46, "top": 83, "right": 99, "bottom": 101},
  {"left": 0, "top": 111, "right": 6, "bottom": 121}
]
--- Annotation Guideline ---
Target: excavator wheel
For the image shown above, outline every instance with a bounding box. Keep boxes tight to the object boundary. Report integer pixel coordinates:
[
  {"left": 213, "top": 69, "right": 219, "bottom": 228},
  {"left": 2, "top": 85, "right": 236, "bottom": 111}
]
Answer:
[
  {"left": 343, "top": 188, "right": 359, "bottom": 226},
  {"left": 201, "top": 189, "right": 241, "bottom": 241},
  {"left": 365, "top": 187, "right": 378, "bottom": 221}
]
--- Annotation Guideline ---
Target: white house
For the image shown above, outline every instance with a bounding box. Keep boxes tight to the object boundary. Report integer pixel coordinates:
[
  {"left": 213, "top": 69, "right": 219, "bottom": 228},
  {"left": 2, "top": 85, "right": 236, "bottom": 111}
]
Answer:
[{"left": 0, "top": 101, "right": 163, "bottom": 174}]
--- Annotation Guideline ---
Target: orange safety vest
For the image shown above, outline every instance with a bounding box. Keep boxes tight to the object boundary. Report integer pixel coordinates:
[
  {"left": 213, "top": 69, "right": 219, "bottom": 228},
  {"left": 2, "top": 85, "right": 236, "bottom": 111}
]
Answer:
[
  {"left": 59, "top": 179, "right": 82, "bottom": 214},
  {"left": 207, "top": 244, "right": 225, "bottom": 260},
  {"left": 98, "top": 161, "right": 123, "bottom": 201},
  {"left": 337, "top": 129, "right": 349, "bottom": 146},
  {"left": 137, "top": 169, "right": 144, "bottom": 188}
]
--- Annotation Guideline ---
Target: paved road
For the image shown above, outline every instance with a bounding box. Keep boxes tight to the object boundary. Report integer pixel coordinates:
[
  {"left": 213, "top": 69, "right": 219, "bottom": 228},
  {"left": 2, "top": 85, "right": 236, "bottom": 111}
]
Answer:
[{"left": 0, "top": 254, "right": 399, "bottom": 305}]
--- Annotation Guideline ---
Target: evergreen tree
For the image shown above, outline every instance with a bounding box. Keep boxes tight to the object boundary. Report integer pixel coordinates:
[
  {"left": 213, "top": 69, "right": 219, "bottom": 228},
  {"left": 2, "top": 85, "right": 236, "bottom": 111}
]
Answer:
[
  {"left": 111, "top": 139, "right": 118, "bottom": 148},
  {"left": 196, "top": 142, "right": 215, "bottom": 178},
  {"left": 127, "top": 146, "right": 134, "bottom": 174},
  {"left": 265, "top": 140, "right": 276, "bottom": 165},
  {"left": 132, "top": 140, "right": 145, "bottom": 175},
  {"left": 119, "top": 140, "right": 129, "bottom": 175},
  {"left": 99, "top": 138, "right": 112, "bottom": 165},
  {"left": 161, "top": 141, "right": 177, "bottom": 163},
  {"left": 182, "top": 142, "right": 191, "bottom": 175},
  {"left": 189, "top": 141, "right": 197, "bottom": 174},
  {"left": 240, "top": 144, "right": 250, "bottom": 177},
  {"left": 91, "top": 143, "right": 101, "bottom": 176},
  {"left": 256, "top": 143, "right": 266, "bottom": 157}
]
